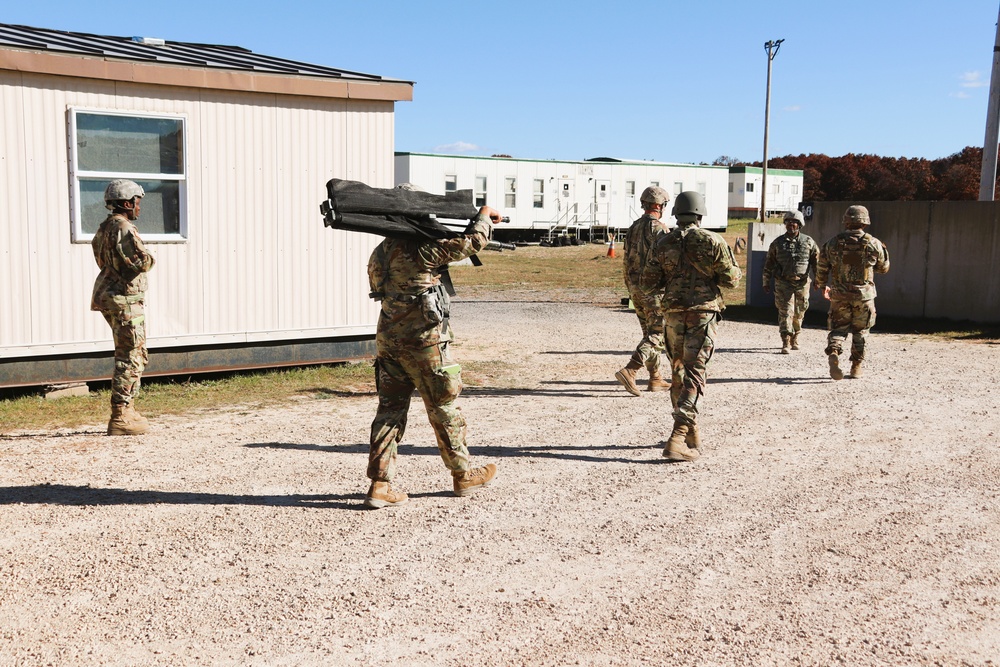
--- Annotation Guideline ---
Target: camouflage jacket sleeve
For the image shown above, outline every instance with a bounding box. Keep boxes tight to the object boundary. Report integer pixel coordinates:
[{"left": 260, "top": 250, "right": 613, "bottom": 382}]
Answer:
[
  {"left": 808, "top": 235, "right": 820, "bottom": 280},
  {"left": 814, "top": 242, "right": 830, "bottom": 289},
  {"left": 713, "top": 235, "right": 742, "bottom": 289},
  {"left": 762, "top": 239, "right": 778, "bottom": 286},
  {"left": 417, "top": 215, "right": 493, "bottom": 268},
  {"left": 113, "top": 217, "right": 156, "bottom": 277},
  {"left": 873, "top": 238, "right": 890, "bottom": 274}
]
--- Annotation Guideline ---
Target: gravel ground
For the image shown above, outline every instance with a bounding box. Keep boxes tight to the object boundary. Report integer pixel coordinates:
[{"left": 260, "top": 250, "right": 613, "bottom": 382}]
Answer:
[{"left": 2, "top": 293, "right": 999, "bottom": 666}]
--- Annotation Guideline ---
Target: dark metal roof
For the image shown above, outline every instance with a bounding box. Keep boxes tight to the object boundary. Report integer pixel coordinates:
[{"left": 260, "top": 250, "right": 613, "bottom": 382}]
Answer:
[{"left": 0, "top": 22, "right": 409, "bottom": 83}]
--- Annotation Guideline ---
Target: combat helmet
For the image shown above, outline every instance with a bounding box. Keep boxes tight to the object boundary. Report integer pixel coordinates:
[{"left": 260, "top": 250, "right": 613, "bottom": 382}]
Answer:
[
  {"left": 103, "top": 179, "right": 145, "bottom": 209},
  {"left": 671, "top": 191, "right": 707, "bottom": 219},
  {"left": 639, "top": 186, "right": 670, "bottom": 206},
  {"left": 783, "top": 209, "right": 805, "bottom": 226},
  {"left": 843, "top": 205, "right": 871, "bottom": 227}
]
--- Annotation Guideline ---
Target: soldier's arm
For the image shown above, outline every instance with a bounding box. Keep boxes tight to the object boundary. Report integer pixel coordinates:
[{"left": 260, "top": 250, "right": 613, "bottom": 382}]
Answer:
[
  {"left": 419, "top": 209, "right": 499, "bottom": 266},
  {"left": 814, "top": 246, "right": 829, "bottom": 289},
  {"left": 874, "top": 240, "right": 890, "bottom": 274},
  {"left": 808, "top": 238, "right": 819, "bottom": 279},
  {"left": 762, "top": 242, "right": 776, "bottom": 286},
  {"left": 715, "top": 241, "right": 741, "bottom": 289},
  {"left": 114, "top": 221, "right": 155, "bottom": 274},
  {"left": 638, "top": 243, "right": 667, "bottom": 295}
]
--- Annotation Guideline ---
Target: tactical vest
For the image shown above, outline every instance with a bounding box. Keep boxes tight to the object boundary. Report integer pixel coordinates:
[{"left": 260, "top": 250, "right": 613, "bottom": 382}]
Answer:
[
  {"left": 774, "top": 235, "right": 813, "bottom": 281},
  {"left": 832, "top": 232, "right": 875, "bottom": 286}
]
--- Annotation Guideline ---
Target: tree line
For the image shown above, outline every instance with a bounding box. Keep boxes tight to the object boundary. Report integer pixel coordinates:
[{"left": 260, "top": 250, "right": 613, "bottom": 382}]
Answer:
[{"left": 714, "top": 147, "right": 996, "bottom": 202}]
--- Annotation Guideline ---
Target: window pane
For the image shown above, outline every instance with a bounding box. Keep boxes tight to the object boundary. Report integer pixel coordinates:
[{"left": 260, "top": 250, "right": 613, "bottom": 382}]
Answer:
[
  {"left": 77, "top": 113, "right": 183, "bottom": 174},
  {"left": 80, "top": 178, "right": 180, "bottom": 235},
  {"left": 445, "top": 175, "right": 457, "bottom": 192}
]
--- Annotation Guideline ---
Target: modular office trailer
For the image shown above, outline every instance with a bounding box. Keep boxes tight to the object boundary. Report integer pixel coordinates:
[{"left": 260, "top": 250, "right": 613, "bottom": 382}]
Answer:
[
  {"left": 394, "top": 152, "right": 730, "bottom": 240},
  {"left": 0, "top": 23, "right": 413, "bottom": 388}
]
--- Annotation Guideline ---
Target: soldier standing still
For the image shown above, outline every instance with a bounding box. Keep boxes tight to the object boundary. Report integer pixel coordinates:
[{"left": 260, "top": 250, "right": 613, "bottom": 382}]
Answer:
[
  {"left": 615, "top": 186, "right": 672, "bottom": 395},
  {"left": 91, "top": 179, "right": 155, "bottom": 436},
  {"left": 364, "top": 205, "right": 506, "bottom": 509},
  {"left": 762, "top": 210, "right": 819, "bottom": 354},
  {"left": 814, "top": 205, "right": 890, "bottom": 380},
  {"left": 640, "top": 192, "right": 741, "bottom": 462}
]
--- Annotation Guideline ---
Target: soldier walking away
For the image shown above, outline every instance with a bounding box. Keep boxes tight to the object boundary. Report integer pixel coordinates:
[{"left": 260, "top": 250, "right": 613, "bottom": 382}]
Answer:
[
  {"left": 762, "top": 210, "right": 819, "bottom": 353},
  {"left": 640, "top": 192, "right": 741, "bottom": 462},
  {"left": 813, "top": 205, "right": 890, "bottom": 380},
  {"left": 364, "top": 205, "right": 506, "bottom": 509},
  {"left": 91, "top": 179, "right": 156, "bottom": 436},
  {"left": 615, "top": 186, "right": 671, "bottom": 396}
]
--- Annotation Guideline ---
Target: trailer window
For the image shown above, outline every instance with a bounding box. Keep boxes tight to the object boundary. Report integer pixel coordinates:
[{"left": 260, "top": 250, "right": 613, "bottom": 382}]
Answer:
[{"left": 69, "top": 109, "right": 187, "bottom": 243}]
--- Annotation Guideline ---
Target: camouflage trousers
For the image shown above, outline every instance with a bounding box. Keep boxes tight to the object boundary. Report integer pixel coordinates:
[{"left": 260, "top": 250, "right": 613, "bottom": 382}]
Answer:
[
  {"left": 368, "top": 342, "right": 470, "bottom": 482},
  {"left": 627, "top": 286, "right": 666, "bottom": 373},
  {"left": 825, "top": 297, "right": 876, "bottom": 361},
  {"left": 664, "top": 311, "right": 719, "bottom": 427},
  {"left": 773, "top": 278, "right": 810, "bottom": 336},
  {"left": 100, "top": 301, "right": 148, "bottom": 405}
]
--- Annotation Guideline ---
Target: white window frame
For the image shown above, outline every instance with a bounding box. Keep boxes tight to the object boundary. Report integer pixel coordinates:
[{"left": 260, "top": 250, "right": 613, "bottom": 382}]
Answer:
[
  {"left": 504, "top": 177, "right": 516, "bottom": 209},
  {"left": 533, "top": 179, "right": 545, "bottom": 208},
  {"left": 674, "top": 181, "right": 683, "bottom": 195},
  {"left": 475, "top": 176, "right": 487, "bottom": 207},
  {"left": 445, "top": 174, "right": 458, "bottom": 193},
  {"left": 68, "top": 107, "right": 188, "bottom": 243},
  {"left": 625, "top": 180, "right": 635, "bottom": 196}
]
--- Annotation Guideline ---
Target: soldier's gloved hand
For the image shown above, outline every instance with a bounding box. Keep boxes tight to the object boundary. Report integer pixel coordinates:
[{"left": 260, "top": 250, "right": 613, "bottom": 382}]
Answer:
[{"left": 478, "top": 206, "right": 503, "bottom": 224}]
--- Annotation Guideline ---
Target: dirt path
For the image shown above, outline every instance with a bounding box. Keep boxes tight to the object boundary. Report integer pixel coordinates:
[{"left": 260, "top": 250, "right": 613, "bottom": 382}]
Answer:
[{"left": 2, "top": 296, "right": 999, "bottom": 666}]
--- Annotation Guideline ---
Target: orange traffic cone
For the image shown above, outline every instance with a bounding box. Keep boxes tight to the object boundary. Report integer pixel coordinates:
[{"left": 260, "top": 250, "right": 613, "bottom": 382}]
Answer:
[{"left": 607, "top": 237, "right": 616, "bottom": 258}]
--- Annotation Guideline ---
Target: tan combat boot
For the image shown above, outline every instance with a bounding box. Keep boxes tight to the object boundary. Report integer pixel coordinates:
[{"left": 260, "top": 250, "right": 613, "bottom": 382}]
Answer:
[
  {"left": 107, "top": 403, "right": 148, "bottom": 436},
  {"left": 685, "top": 423, "right": 701, "bottom": 449},
  {"left": 647, "top": 368, "right": 670, "bottom": 392},
  {"left": 848, "top": 360, "right": 863, "bottom": 379},
  {"left": 125, "top": 403, "right": 149, "bottom": 429},
  {"left": 453, "top": 464, "right": 497, "bottom": 497},
  {"left": 828, "top": 353, "right": 844, "bottom": 381},
  {"left": 780, "top": 334, "right": 791, "bottom": 354},
  {"left": 790, "top": 333, "right": 800, "bottom": 350},
  {"left": 615, "top": 358, "right": 643, "bottom": 397},
  {"left": 663, "top": 423, "right": 700, "bottom": 462},
  {"left": 364, "top": 481, "right": 409, "bottom": 509}
]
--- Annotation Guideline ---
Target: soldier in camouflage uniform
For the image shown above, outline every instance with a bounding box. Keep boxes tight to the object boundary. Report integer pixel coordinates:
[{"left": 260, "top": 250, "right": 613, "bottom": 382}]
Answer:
[
  {"left": 762, "top": 210, "right": 819, "bottom": 354},
  {"left": 364, "top": 205, "right": 505, "bottom": 509},
  {"left": 640, "top": 192, "right": 741, "bottom": 462},
  {"left": 814, "top": 205, "right": 890, "bottom": 380},
  {"left": 91, "top": 179, "right": 156, "bottom": 436},
  {"left": 615, "top": 186, "right": 671, "bottom": 396}
]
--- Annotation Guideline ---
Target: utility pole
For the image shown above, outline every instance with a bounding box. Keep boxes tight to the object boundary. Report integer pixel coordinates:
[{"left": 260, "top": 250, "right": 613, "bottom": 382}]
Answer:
[
  {"left": 761, "top": 39, "right": 784, "bottom": 221},
  {"left": 980, "top": 5, "right": 1000, "bottom": 201}
]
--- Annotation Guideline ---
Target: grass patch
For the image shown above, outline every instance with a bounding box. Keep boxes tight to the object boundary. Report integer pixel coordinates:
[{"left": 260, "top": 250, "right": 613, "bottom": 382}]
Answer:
[{"left": 0, "top": 363, "right": 375, "bottom": 434}]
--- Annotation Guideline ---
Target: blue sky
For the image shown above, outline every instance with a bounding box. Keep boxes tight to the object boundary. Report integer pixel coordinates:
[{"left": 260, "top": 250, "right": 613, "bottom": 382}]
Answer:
[{"left": 5, "top": 1, "right": 998, "bottom": 164}]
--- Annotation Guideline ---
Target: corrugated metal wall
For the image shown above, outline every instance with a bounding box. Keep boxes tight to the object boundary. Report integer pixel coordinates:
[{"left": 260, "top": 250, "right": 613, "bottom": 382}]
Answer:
[{"left": 0, "top": 70, "right": 390, "bottom": 359}]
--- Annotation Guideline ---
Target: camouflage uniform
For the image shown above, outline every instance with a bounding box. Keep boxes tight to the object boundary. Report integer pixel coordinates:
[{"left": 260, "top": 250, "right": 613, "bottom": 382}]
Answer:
[
  {"left": 91, "top": 213, "right": 155, "bottom": 405},
  {"left": 367, "top": 214, "right": 493, "bottom": 483},
  {"left": 762, "top": 231, "right": 819, "bottom": 337},
  {"left": 622, "top": 213, "right": 668, "bottom": 376},
  {"left": 815, "top": 228, "right": 890, "bottom": 364},
  {"left": 640, "top": 222, "right": 741, "bottom": 428}
]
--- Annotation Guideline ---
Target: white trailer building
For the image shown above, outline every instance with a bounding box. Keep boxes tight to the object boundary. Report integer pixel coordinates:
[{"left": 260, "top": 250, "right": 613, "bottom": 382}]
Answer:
[
  {"left": 394, "top": 153, "right": 730, "bottom": 240},
  {"left": 0, "top": 23, "right": 412, "bottom": 388},
  {"left": 728, "top": 166, "right": 805, "bottom": 219}
]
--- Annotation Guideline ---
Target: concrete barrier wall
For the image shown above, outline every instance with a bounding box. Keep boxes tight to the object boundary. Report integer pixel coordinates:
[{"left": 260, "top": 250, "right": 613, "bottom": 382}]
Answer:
[{"left": 746, "top": 201, "right": 1000, "bottom": 323}]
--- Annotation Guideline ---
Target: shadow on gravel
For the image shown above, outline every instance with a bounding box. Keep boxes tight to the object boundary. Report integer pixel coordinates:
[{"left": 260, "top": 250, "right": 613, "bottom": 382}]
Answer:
[
  {"left": 541, "top": 350, "right": 631, "bottom": 356},
  {"left": 244, "top": 442, "right": 368, "bottom": 453},
  {"left": 464, "top": 385, "right": 625, "bottom": 399},
  {"left": 710, "top": 376, "right": 830, "bottom": 385},
  {"left": 724, "top": 305, "right": 1000, "bottom": 340},
  {"left": 246, "top": 441, "right": 663, "bottom": 465},
  {"left": 0, "top": 484, "right": 362, "bottom": 509}
]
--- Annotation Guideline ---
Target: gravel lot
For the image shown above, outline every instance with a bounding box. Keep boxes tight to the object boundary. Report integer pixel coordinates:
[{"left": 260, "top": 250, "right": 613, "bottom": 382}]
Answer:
[{"left": 2, "top": 292, "right": 999, "bottom": 666}]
